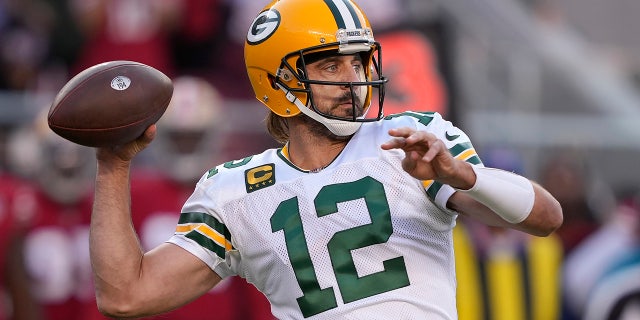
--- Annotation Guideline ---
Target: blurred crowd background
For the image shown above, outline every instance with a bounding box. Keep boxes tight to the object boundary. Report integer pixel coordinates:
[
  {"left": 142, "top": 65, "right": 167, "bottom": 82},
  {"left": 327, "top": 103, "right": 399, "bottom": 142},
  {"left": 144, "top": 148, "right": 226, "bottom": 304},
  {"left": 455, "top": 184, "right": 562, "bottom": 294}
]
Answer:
[{"left": 0, "top": 0, "right": 639, "bottom": 319}]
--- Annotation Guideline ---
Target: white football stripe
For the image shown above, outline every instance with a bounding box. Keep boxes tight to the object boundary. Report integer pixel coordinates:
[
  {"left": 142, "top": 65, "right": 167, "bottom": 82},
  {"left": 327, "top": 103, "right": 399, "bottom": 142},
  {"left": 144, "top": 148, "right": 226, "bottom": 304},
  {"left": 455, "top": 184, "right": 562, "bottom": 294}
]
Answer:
[{"left": 331, "top": 0, "right": 357, "bottom": 29}]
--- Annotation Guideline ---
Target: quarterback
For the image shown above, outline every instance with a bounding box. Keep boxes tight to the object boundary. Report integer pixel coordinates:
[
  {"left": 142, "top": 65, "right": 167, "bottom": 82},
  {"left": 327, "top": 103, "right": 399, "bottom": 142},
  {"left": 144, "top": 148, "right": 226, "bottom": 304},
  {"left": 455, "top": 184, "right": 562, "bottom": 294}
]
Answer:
[{"left": 89, "top": 0, "right": 563, "bottom": 319}]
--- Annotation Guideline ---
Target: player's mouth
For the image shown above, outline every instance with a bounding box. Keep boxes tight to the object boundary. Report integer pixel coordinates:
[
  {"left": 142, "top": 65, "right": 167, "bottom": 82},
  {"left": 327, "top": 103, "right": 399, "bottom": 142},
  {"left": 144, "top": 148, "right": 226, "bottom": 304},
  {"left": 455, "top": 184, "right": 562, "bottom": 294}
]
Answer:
[{"left": 332, "top": 102, "right": 361, "bottom": 117}]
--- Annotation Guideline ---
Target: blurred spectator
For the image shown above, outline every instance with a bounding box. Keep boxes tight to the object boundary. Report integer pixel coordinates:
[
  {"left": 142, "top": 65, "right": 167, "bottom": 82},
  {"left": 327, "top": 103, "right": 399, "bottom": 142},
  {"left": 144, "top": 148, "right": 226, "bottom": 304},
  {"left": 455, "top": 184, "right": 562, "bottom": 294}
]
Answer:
[
  {"left": 0, "top": 125, "right": 12, "bottom": 172},
  {"left": 218, "top": 0, "right": 271, "bottom": 99},
  {"left": 0, "top": 0, "right": 83, "bottom": 92},
  {"left": 0, "top": 164, "right": 41, "bottom": 319},
  {"left": 6, "top": 108, "right": 97, "bottom": 320},
  {"left": 0, "top": 99, "right": 37, "bottom": 320},
  {"left": 538, "top": 151, "right": 613, "bottom": 255},
  {"left": 223, "top": 0, "right": 265, "bottom": 49},
  {"left": 563, "top": 191, "right": 640, "bottom": 320},
  {"left": 454, "top": 147, "right": 563, "bottom": 320},
  {"left": 121, "top": 76, "right": 274, "bottom": 319},
  {"left": 69, "top": 0, "right": 183, "bottom": 77},
  {"left": 148, "top": 76, "right": 226, "bottom": 183},
  {"left": 0, "top": 0, "right": 51, "bottom": 90},
  {"left": 170, "top": 0, "right": 228, "bottom": 76}
]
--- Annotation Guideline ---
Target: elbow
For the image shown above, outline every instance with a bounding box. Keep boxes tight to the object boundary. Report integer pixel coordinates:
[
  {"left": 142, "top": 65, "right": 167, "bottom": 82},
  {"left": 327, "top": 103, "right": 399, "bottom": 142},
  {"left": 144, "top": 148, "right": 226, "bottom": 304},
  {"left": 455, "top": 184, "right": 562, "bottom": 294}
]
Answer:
[
  {"left": 95, "top": 295, "right": 133, "bottom": 319},
  {"left": 527, "top": 197, "right": 564, "bottom": 237},
  {"left": 95, "top": 290, "right": 146, "bottom": 319},
  {"left": 549, "top": 199, "right": 564, "bottom": 233},
  {"left": 519, "top": 183, "right": 564, "bottom": 237},
  {"left": 543, "top": 197, "right": 564, "bottom": 236}
]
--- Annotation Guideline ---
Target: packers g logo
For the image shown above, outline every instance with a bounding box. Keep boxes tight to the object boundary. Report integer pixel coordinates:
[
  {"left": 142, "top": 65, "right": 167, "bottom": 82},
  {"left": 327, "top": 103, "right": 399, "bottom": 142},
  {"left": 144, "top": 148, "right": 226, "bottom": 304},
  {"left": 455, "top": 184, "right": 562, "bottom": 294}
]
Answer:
[
  {"left": 247, "top": 9, "right": 281, "bottom": 45},
  {"left": 245, "top": 164, "right": 276, "bottom": 193}
]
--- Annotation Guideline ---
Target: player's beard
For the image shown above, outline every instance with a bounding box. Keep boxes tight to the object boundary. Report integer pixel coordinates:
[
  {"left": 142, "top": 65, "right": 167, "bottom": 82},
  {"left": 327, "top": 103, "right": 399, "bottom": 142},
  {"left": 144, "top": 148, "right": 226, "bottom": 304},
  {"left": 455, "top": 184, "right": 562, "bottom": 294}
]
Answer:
[
  {"left": 303, "top": 91, "right": 365, "bottom": 141},
  {"left": 298, "top": 112, "right": 351, "bottom": 142},
  {"left": 333, "top": 90, "right": 365, "bottom": 119}
]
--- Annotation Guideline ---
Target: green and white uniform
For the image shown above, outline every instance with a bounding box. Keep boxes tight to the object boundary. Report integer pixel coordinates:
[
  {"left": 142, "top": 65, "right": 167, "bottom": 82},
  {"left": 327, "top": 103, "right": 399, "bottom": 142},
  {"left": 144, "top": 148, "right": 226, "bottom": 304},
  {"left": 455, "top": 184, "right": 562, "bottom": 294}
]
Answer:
[{"left": 168, "top": 111, "right": 483, "bottom": 319}]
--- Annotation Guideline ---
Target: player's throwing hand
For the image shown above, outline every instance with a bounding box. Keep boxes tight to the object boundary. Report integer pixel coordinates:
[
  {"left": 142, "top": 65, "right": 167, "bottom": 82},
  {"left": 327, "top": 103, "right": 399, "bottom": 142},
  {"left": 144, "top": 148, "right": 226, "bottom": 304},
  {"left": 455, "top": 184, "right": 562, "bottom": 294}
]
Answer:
[
  {"left": 381, "top": 127, "right": 475, "bottom": 190},
  {"left": 96, "top": 125, "right": 156, "bottom": 164}
]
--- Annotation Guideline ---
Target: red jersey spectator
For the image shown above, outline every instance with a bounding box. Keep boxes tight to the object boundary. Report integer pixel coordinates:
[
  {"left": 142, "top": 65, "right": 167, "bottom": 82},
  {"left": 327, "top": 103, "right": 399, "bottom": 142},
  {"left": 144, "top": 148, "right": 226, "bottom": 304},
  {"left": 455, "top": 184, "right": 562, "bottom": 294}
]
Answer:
[
  {"left": 6, "top": 110, "right": 96, "bottom": 320},
  {"left": 69, "top": 0, "right": 183, "bottom": 77},
  {"left": 0, "top": 171, "right": 41, "bottom": 320}
]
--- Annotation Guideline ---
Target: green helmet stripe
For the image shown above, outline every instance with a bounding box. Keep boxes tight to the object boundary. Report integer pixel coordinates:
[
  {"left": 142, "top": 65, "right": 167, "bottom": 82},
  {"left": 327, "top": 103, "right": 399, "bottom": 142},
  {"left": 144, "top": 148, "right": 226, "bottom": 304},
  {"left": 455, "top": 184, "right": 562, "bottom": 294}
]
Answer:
[{"left": 323, "top": 0, "right": 362, "bottom": 30}]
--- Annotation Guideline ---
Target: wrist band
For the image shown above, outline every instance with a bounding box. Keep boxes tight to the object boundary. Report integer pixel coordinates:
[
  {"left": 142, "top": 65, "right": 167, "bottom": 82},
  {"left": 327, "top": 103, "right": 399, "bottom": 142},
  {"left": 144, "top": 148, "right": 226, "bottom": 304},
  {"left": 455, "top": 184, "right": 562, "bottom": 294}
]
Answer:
[{"left": 457, "top": 166, "right": 535, "bottom": 224}]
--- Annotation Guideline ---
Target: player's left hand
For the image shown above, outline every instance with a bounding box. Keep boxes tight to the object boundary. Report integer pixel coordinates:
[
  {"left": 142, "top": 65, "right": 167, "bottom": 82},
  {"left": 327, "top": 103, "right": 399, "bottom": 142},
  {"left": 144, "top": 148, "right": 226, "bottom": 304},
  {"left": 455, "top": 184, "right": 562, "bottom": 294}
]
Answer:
[{"left": 381, "top": 127, "right": 475, "bottom": 189}]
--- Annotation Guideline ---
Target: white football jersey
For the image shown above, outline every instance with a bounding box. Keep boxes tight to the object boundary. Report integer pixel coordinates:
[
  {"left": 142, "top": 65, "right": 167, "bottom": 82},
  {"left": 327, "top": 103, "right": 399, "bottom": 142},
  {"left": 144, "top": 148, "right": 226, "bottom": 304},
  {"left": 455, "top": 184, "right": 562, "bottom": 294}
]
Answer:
[{"left": 168, "top": 111, "right": 483, "bottom": 319}]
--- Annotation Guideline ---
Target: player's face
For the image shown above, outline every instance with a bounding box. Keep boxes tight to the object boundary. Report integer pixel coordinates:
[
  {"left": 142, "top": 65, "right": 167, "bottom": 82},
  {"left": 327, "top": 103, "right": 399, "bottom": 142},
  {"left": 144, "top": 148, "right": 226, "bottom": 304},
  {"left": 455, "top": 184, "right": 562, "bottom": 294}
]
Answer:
[{"left": 306, "top": 54, "right": 367, "bottom": 118}]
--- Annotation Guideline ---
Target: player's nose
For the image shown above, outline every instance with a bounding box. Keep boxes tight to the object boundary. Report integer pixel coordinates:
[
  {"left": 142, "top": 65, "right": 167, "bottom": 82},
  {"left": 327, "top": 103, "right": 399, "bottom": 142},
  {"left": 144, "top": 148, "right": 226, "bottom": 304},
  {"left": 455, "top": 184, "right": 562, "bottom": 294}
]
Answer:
[{"left": 344, "top": 67, "right": 362, "bottom": 83}]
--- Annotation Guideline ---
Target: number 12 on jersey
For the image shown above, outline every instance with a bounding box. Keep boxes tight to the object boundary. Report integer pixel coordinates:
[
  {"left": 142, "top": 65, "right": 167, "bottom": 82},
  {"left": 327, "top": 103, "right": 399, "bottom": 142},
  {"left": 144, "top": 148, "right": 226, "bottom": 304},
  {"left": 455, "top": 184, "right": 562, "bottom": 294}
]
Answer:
[{"left": 270, "top": 176, "right": 410, "bottom": 318}]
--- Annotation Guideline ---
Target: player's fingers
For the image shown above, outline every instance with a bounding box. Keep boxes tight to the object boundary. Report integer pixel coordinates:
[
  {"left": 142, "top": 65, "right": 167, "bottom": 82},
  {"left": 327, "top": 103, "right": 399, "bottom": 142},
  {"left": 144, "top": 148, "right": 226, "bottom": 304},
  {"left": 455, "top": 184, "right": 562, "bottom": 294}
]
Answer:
[
  {"left": 404, "top": 130, "right": 437, "bottom": 147},
  {"left": 139, "top": 125, "right": 157, "bottom": 143},
  {"left": 422, "top": 139, "right": 452, "bottom": 162},
  {"left": 96, "top": 125, "right": 157, "bottom": 162},
  {"left": 380, "top": 137, "right": 407, "bottom": 150},
  {"left": 128, "top": 125, "right": 156, "bottom": 155},
  {"left": 401, "top": 150, "right": 419, "bottom": 172},
  {"left": 387, "top": 127, "right": 415, "bottom": 138},
  {"left": 382, "top": 127, "right": 414, "bottom": 150},
  {"left": 421, "top": 139, "right": 445, "bottom": 162}
]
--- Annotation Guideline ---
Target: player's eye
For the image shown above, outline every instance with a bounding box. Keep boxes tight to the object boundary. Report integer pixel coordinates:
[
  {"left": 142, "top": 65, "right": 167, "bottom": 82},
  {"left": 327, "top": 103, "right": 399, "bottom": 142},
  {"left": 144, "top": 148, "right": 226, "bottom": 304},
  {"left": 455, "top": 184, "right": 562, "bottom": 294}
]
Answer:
[{"left": 324, "top": 64, "right": 338, "bottom": 72}]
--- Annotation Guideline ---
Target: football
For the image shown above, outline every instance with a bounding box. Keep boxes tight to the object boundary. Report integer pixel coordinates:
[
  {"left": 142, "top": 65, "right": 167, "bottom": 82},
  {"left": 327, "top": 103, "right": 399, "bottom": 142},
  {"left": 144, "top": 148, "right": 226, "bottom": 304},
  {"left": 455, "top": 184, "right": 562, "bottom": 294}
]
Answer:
[{"left": 48, "top": 60, "right": 173, "bottom": 147}]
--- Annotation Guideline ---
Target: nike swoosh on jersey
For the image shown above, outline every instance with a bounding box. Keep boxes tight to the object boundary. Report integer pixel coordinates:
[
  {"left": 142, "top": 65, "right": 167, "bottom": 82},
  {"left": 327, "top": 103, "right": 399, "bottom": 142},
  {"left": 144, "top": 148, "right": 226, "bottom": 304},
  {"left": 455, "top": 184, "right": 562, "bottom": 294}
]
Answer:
[{"left": 445, "top": 132, "right": 460, "bottom": 141}]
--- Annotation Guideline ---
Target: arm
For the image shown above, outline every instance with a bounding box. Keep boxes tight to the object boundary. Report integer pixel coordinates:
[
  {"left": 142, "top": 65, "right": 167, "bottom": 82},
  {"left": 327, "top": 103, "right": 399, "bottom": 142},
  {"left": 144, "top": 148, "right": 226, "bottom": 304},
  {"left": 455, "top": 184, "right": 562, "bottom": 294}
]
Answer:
[
  {"left": 381, "top": 127, "right": 563, "bottom": 236},
  {"left": 91, "top": 125, "right": 221, "bottom": 318},
  {"left": 447, "top": 179, "right": 563, "bottom": 236}
]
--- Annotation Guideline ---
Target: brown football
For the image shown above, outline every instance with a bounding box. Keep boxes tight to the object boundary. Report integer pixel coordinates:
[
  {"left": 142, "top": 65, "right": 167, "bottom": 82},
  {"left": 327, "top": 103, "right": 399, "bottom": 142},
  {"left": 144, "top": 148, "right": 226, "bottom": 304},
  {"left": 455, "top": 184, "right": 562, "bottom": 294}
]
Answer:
[{"left": 48, "top": 61, "right": 173, "bottom": 147}]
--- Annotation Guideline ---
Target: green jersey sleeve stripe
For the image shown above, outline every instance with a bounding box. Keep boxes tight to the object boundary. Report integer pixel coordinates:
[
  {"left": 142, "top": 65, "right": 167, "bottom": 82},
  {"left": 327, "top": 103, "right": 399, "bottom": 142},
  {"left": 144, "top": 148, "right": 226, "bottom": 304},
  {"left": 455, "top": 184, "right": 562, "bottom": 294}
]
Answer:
[
  {"left": 185, "top": 231, "right": 228, "bottom": 260},
  {"left": 450, "top": 142, "right": 474, "bottom": 157},
  {"left": 466, "top": 156, "right": 482, "bottom": 165},
  {"left": 178, "top": 212, "right": 232, "bottom": 243}
]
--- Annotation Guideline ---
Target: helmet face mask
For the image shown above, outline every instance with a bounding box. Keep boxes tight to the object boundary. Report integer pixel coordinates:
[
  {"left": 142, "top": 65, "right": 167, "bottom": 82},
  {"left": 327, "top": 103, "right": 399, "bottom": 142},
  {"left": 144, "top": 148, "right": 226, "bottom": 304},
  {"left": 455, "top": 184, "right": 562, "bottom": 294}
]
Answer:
[
  {"left": 277, "top": 41, "right": 386, "bottom": 123},
  {"left": 245, "top": 0, "right": 387, "bottom": 135}
]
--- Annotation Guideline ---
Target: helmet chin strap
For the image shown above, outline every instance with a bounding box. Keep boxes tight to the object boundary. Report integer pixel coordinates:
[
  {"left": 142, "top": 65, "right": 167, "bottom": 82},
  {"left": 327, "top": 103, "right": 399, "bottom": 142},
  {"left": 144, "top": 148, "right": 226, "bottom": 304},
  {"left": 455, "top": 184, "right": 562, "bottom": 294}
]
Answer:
[{"left": 278, "top": 83, "right": 362, "bottom": 136}]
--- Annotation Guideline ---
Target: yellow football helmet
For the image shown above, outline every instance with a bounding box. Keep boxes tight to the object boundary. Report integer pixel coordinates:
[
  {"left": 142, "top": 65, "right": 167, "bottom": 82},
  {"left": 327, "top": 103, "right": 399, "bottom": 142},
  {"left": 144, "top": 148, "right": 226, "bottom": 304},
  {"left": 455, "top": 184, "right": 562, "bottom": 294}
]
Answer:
[{"left": 245, "top": 0, "right": 387, "bottom": 135}]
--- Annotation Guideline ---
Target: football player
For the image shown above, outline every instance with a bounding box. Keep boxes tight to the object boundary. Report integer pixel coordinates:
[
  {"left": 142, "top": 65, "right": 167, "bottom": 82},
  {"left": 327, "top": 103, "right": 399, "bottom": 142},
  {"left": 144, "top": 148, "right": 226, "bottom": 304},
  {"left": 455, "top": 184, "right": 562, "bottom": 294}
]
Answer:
[{"left": 88, "top": 0, "right": 563, "bottom": 319}]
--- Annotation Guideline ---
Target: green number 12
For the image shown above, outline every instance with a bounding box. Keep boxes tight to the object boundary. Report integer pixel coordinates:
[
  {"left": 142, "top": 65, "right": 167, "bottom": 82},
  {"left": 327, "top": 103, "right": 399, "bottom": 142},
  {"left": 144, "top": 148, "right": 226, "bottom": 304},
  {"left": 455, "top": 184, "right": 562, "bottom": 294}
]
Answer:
[{"left": 270, "top": 176, "right": 410, "bottom": 318}]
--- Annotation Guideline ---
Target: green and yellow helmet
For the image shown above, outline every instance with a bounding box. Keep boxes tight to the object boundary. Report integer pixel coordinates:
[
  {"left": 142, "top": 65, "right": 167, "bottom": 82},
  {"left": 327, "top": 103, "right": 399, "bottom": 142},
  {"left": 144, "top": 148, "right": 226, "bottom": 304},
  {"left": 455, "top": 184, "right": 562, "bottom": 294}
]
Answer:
[{"left": 244, "top": 0, "right": 387, "bottom": 136}]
